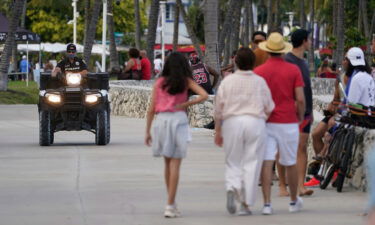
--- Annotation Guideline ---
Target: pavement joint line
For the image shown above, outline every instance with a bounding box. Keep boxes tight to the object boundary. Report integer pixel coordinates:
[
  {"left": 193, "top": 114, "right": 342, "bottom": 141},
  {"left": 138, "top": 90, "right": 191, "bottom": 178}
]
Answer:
[{"left": 75, "top": 145, "right": 88, "bottom": 225}]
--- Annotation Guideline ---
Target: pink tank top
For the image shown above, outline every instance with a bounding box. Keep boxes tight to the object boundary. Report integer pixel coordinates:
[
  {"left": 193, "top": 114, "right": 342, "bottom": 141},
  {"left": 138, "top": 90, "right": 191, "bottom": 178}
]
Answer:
[{"left": 155, "top": 77, "right": 188, "bottom": 113}]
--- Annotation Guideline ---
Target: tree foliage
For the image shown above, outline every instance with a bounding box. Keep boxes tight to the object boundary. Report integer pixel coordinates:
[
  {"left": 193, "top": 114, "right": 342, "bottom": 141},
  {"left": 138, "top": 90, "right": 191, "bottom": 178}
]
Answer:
[{"left": 24, "top": 0, "right": 147, "bottom": 45}]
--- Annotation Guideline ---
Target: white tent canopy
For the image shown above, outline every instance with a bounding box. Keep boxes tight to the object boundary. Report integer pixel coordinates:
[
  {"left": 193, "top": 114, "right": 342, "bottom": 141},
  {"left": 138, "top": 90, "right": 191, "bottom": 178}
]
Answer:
[{"left": 17, "top": 42, "right": 109, "bottom": 55}]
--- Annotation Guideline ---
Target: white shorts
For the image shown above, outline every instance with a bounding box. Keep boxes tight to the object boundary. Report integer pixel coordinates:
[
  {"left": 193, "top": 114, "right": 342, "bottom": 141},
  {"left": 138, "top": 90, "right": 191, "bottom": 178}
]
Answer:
[{"left": 264, "top": 123, "right": 299, "bottom": 166}]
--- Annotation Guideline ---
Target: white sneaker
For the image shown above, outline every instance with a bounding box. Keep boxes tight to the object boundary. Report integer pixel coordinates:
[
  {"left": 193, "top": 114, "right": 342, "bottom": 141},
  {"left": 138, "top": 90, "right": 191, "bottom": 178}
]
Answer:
[
  {"left": 237, "top": 203, "right": 252, "bottom": 216},
  {"left": 289, "top": 197, "right": 303, "bottom": 213},
  {"left": 164, "top": 205, "right": 181, "bottom": 218},
  {"left": 226, "top": 190, "right": 237, "bottom": 214},
  {"left": 262, "top": 205, "right": 273, "bottom": 215}
]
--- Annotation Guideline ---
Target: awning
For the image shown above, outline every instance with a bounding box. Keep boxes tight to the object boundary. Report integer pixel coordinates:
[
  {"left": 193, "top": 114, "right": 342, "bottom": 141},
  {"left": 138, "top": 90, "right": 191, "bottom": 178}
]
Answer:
[{"left": 0, "top": 13, "right": 40, "bottom": 43}]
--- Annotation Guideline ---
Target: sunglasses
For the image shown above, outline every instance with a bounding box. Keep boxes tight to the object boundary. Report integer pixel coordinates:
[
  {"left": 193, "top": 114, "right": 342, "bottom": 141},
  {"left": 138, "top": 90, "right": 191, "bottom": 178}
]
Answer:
[
  {"left": 253, "top": 39, "right": 264, "bottom": 44},
  {"left": 67, "top": 50, "right": 76, "bottom": 53}
]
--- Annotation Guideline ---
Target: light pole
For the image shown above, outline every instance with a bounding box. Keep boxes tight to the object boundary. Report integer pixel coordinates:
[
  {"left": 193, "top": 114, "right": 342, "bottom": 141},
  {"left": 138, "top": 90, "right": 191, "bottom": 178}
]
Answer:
[
  {"left": 160, "top": 1, "right": 166, "bottom": 63},
  {"left": 102, "top": 0, "right": 107, "bottom": 72},
  {"left": 72, "top": 0, "right": 78, "bottom": 45}
]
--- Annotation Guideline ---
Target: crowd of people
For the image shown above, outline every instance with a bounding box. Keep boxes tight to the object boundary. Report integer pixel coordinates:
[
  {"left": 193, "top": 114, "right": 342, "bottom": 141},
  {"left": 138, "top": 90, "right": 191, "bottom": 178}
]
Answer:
[{"left": 143, "top": 28, "right": 375, "bottom": 221}]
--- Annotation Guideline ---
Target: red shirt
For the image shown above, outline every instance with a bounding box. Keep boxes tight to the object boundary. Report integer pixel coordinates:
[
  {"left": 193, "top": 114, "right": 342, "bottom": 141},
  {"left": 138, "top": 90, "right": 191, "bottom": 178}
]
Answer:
[
  {"left": 140, "top": 57, "right": 151, "bottom": 80},
  {"left": 254, "top": 57, "right": 304, "bottom": 123}
]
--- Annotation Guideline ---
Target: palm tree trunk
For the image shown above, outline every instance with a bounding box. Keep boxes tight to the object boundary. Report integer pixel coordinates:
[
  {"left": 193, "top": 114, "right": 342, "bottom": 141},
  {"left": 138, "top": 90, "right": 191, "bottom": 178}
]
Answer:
[
  {"left": 299, "top": 0, "right": 305, "bottom": 28},
  {"left": 218, "top": 0, "right": 236, "bottom": 58},
  {"left": 248, "top": 0, "right": 255, "bottom": 40},
  {"left": 242, "top": 3, "right": 250, "bottom": 46},
  {"left": 266, "top": 0, "right": 272, "bottom": 33},
  {"left": 83, "top": 0, "right": 102, "bottom": 65},
  {"left": 204, "top": 0, "right": 220, "bottom": 79},
  {"left": 231, "top": 0, "right": 242, "bottom": 53},
  {"left": 107, "top": 0, "right": 120, "bottom": 72},
  {"left": 0, "top": 0, "right": 25, "bottom": 91},
  {"left": 176, "top": 0, "right": 204, "bottom": 60},
  {"left": 172, "top": 3, "right": 179, "bottom": 51},
  {"left": 146, "top": 0, "right": 160, "bottom": 71},
  {"left": 83, "top": 0, "right": 91, "bottom": 45},
  {"left": 134, "top": 0, "right": 142, "bottom": 49},
  {"left": 308, "top": 0, "right": 315, "bottom": 74},
  {"left": 360, "top": 0, "right": 371, "bottom": 61},
  {"left": 335, "top": 0, "right": 344, "bottom": 68}
]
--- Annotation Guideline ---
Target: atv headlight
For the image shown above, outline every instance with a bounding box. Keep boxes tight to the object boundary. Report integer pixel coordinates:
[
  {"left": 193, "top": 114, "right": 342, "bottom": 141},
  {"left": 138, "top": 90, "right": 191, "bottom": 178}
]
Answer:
[
  {"left": 85, "top": 93, "right": 101, "bottom": 103},
  {"left": 66, "top": 73, "right": 82, "bottom": 86},
  {"left": 46, "top": 93, "right": 61, "bottom": 103}
]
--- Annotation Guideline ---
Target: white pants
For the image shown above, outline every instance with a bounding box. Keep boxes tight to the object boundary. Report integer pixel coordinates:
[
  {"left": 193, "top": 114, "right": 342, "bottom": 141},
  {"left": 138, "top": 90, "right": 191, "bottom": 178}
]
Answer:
[{"left": 222, "top": 115, "right": 266, "bottom": 206}]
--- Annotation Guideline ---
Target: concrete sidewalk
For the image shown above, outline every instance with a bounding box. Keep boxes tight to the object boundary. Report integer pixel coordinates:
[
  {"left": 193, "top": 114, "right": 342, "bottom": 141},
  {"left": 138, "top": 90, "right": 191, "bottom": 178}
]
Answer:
[{"left": 0, "top": 105, "right": 368, "bottom": 225}]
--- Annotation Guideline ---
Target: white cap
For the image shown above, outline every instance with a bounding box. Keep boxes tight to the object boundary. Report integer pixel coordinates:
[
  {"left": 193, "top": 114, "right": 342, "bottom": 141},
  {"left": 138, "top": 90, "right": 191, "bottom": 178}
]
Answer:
[
  {"left": 347, "top": 47, "right": 365, "bottom": 66},
  {"left": 22, "top": 55, "right": 26, "bottom": 59}
]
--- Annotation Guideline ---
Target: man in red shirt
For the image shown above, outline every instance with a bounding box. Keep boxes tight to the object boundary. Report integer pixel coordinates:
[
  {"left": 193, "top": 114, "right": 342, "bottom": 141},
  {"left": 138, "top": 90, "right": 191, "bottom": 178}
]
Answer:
[
  {"left": 254, "top": 32, "right": 306, "bottom": 215},
  {"left": 140, "top": 50, "right": 151, "bottom": 80}
]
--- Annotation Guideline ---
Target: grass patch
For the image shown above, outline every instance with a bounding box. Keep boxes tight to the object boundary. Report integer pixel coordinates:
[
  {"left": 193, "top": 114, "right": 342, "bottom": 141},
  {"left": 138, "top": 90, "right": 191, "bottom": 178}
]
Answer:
[{"left": 0, "top": 81, "right": 39, "bottom": 104}]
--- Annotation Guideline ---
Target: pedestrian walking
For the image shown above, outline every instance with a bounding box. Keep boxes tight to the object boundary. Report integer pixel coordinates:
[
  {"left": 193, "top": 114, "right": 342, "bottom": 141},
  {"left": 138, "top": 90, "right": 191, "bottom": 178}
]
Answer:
[
  {"left": 214, "top": 47, "right": 274, "bottom": 215},
  {"left": 254, "top": 32, "right": 306, "bottom": 215},
  {"left": 140, "top": 50, "right": 152, "bottom": 80},
  {"left": 145, "top": 52, "right": 208, "bottom": 218},
  {"left": 284, "top": 29, "right": 314, "bottom": 197}
]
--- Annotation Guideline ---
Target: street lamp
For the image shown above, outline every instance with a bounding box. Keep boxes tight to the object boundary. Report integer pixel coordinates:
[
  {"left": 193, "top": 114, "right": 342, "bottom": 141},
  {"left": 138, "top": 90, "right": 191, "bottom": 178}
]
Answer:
[
  {"left": 102, "top": 0, "right": 107, "bottom": 72},
  {"left": 160, "top": 1, "right": 166, "bottom": 63}
]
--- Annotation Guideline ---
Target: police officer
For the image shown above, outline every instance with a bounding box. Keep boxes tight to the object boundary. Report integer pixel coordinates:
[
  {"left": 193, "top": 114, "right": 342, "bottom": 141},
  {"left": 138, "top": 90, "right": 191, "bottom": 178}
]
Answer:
[{"left": 52, "top": 43, "right": 88, "bottom": 77}]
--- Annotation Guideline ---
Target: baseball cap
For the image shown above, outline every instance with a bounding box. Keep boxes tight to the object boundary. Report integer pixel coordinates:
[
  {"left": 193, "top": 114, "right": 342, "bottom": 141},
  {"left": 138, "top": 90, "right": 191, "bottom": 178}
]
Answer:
[
  {"left": 347, "top": 47, "right": 365, "bottom": 66},
  {"left": 66, "top": 43, "right": 77, "bottom": 52}
]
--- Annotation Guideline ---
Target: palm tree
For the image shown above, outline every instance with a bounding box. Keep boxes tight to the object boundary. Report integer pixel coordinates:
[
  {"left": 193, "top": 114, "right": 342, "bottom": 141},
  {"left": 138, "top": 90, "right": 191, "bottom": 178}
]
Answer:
[
  {"left": 172, "top": 3, "right": 179, "bottom": 51},
  {"left": 308, "top": 0, "right": 315, "bottom": 73},
  {"left": 0, "top": 0, "right": 25, "bottom": 91},
  {"left": 335, "top": 0, "right": 344, "bottom": 68},
  {"left": 230, "top": 0, "right": 243, "bottom": 54},
  {"left": 108, "top": 0, "right": 120, "bottom": 72},
  {"left": 266, "top": 0, "right": 272, "bottom": 32},
  {"left": 176, "top": 0, "right": 204, "bottom": 60},
  {"left": 83, "top": 0, "right": 102, "bottom": 64},
  {"left": 146, "top": 0, "right": 159, "bottom": 70},
  {"left": 299, "top": 0, "right": 305, "bottom": 28},
  {"left": 83, "top": 0, "right": 91, "bottom": 45},
  {"left": 134, "top": 0, "right": 142, "bottom": 49},
  {"left": 204, "top": 0, "right": 220, "bottom": 79},
  {"left": 218, "top": 0, "right": 236, "bottom": 58}
]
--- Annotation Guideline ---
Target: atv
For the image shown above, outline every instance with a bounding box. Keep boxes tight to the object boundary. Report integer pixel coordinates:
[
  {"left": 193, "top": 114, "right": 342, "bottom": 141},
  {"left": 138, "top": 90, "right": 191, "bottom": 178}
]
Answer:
[{"left": 38, "top": 72, "right": 110, "bottom": 146}]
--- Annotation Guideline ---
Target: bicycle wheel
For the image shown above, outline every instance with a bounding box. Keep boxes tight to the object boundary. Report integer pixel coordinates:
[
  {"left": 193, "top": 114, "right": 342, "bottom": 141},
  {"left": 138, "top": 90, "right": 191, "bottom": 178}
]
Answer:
[
  {"left": 336, "top": 129, "right": 355, "bottom": 192},
  {"left": 320, "top": 163, "right": 336, "bottom": 189}
]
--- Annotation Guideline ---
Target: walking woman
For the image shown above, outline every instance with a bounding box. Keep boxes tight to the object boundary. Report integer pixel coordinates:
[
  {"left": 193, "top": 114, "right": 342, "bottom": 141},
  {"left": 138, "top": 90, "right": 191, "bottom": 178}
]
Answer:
[
  {"left": 214, "top": 47, "right": 274, "bottom": 215},
  {"left": 145, "top": 52, "right": 208, "bottom": 218}
]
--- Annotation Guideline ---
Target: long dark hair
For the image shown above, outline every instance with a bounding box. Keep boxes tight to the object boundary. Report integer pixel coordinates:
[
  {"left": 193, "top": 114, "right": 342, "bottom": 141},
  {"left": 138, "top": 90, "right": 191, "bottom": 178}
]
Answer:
[
  {"left": 346, "top": 59, "right": 372, "bottom": 78},
  {"left": 161, "top": 52, "right": 192, "bottom": 95}
]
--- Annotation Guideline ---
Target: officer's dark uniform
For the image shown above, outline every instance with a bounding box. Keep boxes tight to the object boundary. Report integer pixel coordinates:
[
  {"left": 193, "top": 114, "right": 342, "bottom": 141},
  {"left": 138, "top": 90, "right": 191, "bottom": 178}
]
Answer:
[{"left": 56, "top": 57, "right": 87, "bottom": 74}]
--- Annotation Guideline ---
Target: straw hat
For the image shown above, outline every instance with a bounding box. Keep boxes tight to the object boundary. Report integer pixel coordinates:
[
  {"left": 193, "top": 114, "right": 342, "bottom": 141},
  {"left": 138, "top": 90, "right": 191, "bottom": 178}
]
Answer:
[{"left": 258, "top": 32, "right": 293, "bottom": 53}]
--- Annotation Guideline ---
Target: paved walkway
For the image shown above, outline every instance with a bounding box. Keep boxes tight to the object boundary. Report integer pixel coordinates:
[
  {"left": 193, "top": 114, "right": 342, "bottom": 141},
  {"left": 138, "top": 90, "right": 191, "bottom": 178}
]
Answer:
[{"left": 0, "top": 105, "right": 368, "bottom": 225}]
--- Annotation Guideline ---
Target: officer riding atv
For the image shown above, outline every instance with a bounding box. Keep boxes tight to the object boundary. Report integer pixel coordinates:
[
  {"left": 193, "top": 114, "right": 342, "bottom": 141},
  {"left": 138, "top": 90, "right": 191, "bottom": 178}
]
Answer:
[{"left": 38, "top": 43, "right": 110, "bottom": 146}]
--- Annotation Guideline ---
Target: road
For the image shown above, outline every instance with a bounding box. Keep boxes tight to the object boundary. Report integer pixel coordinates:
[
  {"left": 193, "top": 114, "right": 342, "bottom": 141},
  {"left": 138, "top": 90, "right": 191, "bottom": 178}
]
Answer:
[{"left": 0, "top": 105, "right": 368, "bottom": 225}]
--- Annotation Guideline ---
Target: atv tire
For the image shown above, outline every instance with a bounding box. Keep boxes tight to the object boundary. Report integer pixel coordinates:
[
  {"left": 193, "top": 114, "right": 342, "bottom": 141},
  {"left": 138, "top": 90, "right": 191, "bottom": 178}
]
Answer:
[
  {"left": 95, "top": 110, "right": 110, "bottom": 145},
  {"left": 39, "top": 110, "right": 53, "bottom": 146}
]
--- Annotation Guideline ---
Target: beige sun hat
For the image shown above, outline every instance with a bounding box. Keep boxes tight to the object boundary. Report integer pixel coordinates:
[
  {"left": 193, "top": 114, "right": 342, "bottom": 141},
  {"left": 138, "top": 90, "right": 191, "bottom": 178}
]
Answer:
[{"left": 258, "top": 32, "right": 293, "bottom": 53}]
